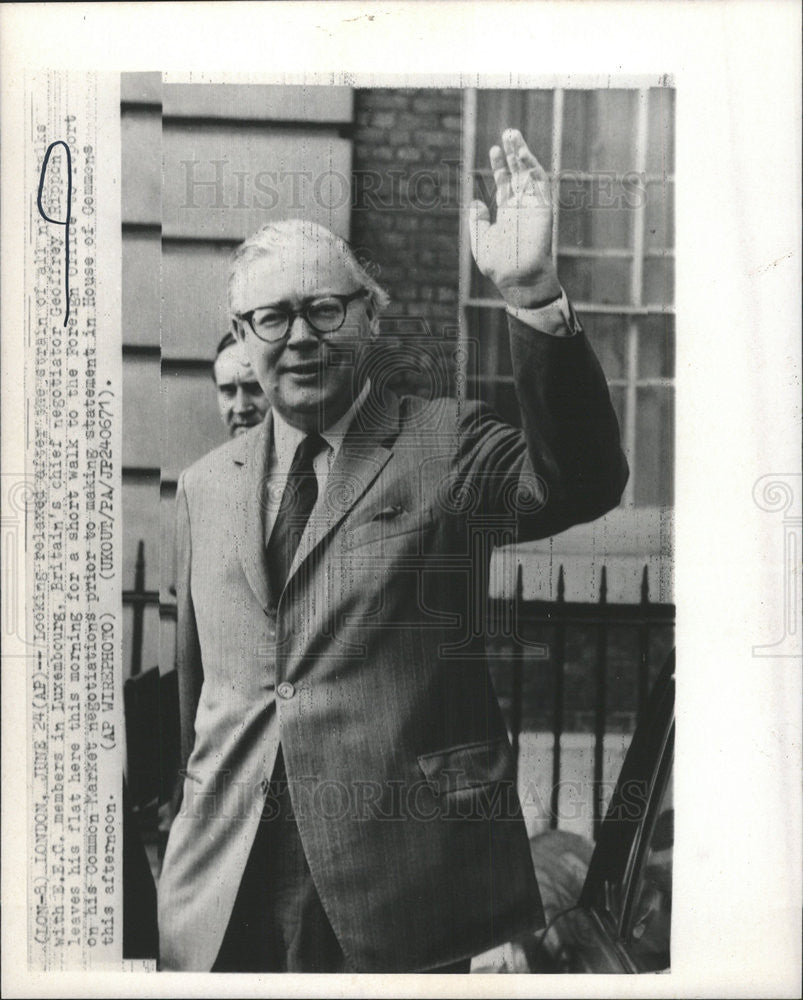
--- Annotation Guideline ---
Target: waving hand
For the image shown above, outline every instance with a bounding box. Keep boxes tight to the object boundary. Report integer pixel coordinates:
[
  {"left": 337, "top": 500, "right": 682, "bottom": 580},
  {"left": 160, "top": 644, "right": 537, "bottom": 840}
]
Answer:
[{"left": 469, "top": 128, "right": 561, "bottom": 309}]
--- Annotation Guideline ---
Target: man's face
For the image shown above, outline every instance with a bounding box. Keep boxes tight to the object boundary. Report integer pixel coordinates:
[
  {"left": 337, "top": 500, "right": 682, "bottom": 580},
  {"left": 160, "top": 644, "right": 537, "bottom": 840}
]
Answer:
[
  {"left": 231, "top": 239, "right": 372, "bottom": 433},
  {"left": 214, "top": 345, "right": 270, "bottom": 437}
]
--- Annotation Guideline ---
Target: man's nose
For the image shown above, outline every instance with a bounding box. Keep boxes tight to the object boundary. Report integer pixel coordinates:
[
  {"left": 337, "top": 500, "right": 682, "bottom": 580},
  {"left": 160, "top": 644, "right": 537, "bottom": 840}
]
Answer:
[
  {"left": 233, "top": 386, "right": 253, "bottom": 413},
  {"left": 285, "top": 313, "right": 318, "bottom": 348}
]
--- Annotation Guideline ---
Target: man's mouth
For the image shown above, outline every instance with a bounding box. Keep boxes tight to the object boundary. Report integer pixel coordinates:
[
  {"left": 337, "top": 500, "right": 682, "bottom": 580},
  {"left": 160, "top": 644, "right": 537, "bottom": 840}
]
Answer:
[
  {"left": 283, "top": 362, "right": 321, "bottom": 379},
  {"left": 231, "top": 418, "right": 259, "bottom": 434}
]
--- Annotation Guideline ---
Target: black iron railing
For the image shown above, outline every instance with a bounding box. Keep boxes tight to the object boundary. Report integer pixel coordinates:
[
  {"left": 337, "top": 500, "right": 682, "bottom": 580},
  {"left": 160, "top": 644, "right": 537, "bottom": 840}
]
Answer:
[
  {"left": 123, "top": 539, "right": 175, "bottom": 678},
  {"left": 490, "top": 563, "right": 675, "bottom": 837}
]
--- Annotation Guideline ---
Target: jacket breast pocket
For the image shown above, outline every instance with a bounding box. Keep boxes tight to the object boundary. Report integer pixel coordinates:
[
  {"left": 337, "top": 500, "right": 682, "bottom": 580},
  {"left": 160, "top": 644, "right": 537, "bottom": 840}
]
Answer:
[
  {"left": 417, "top": 738, "right": 513, "bottom": 796},
  {"left": 344, "top": 510, "right": 432, "bottom": 550}
]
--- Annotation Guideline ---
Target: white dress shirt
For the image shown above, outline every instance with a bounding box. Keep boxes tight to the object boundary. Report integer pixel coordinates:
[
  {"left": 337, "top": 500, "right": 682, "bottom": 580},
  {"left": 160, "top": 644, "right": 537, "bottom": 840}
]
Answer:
[{"left": 506, "top": 288, "right": 578, "bottom": 337}]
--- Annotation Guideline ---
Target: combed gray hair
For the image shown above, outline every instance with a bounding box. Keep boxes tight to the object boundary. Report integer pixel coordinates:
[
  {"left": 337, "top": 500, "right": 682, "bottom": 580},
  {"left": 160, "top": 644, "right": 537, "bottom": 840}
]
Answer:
[{"left": 228, "top": 219, "right": 390, "bottom": 322}]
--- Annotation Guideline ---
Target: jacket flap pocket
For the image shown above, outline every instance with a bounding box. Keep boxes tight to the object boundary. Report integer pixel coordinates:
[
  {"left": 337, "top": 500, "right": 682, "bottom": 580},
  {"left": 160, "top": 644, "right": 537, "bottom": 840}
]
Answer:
[{"left": 417, "top": 738, "right": 512, "bottom": 794}]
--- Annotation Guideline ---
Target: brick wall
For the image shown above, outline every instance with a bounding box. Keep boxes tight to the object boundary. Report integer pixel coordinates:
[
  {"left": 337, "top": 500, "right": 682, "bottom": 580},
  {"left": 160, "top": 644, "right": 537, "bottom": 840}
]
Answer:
[{"left": 351, "top": 89, "right": 462, "bottom": 361}]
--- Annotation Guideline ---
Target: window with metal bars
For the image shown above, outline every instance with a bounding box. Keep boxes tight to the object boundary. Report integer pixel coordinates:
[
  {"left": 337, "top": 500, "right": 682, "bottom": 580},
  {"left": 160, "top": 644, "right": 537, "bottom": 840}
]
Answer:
[{"left": 460, "top": 87, "right": 675, "bottom": 508}]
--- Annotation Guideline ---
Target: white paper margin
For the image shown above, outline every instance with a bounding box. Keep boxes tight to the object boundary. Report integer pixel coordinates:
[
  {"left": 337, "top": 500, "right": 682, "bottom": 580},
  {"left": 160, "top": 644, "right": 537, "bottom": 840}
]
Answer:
[{"left": 2, "top": 2, "right": 801, "bottom": 997}]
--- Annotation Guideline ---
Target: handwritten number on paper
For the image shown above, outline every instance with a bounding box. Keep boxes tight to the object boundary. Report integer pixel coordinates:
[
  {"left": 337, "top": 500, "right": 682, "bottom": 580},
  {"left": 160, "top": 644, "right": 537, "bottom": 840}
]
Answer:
[{"left": 37, "top": 140, "right": 73, "bottom": 328}]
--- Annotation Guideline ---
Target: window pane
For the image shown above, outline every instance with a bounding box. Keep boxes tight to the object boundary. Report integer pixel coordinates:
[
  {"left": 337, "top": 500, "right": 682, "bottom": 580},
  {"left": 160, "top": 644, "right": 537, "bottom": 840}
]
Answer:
[
  {"left": 466, "top": 306, "right": 513, "bottom": 378},
  {"left": 644, "top": 180, "right": 675, "bottom": 251},
  {"left": 578, "top": 312, "right": 628, "bottom": 381},
  {"left": 474, "top": 90, "right": 526, "bottom": 164},
  {"left": 475, "top": 90, "right": 554, "bottom": 168},
  {"left": 638, "top": 314, "right": 675, "bottom": 379},
  {"left": 522, "top": 90, "right": 555, "bottom": 163},
  {"left": 562, "top": 90, "right": 637, "bottom": 173},
  {"left": 647, "top": 87, "right": 675, "bottom": 175},
  {"left": 635, "top": 386, "right": 674, "bottom": 506},
  {"left": 559, "top": 255, "right": 632, "bottom": 305},
  {"left": 558, "top": 179, "right": 634, "bottom": 250},
  {"left": 643, "top": 256, "right": 675, "bottom": 307}
]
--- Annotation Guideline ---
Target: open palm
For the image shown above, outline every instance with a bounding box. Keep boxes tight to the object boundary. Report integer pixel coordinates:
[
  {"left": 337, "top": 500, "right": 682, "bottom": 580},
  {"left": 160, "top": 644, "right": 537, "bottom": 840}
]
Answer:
[{"left": 469, "top": 129, "right": 560, "bottom": 308}]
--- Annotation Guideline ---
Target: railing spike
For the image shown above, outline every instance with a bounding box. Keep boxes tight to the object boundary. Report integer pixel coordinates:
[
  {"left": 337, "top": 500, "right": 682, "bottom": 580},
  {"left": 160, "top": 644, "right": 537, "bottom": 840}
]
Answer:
[
  {"left": 134, "top": 538, "right": 146, "bottom": 591},
  {"left": 557, "top": 564, "right": 565, "bottom": 602},
  {"left": 130, "top": 539, "right": 147, "bottom": 677},
  {"left": 641, "top": 564, "right": 650, "bottom": 603},
  {"left": 599, "top": 564, "right": 607, "bottom": 603}
]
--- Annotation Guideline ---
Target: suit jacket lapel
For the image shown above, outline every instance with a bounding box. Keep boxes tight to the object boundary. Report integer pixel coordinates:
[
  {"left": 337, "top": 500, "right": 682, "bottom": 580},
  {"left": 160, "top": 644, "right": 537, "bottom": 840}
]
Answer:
[
  {"left": 286, "top": 389, "right": 400, "bottom": 584},
  {"left": 234, "top": 413, "right": 277, "bottom": 612}
]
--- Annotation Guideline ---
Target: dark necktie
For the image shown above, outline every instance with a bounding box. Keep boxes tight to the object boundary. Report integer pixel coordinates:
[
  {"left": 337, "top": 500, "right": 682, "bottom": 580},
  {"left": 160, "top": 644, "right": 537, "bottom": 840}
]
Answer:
[{"left": 267, "top": 433, "right": 325, "bottom": 595}]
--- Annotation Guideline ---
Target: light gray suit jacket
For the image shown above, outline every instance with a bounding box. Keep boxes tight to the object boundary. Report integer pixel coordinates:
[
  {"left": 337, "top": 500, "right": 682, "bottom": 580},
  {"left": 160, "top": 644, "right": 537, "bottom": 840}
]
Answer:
[{"left": 157, "top": 315, "right": 628, "bottom": 971}]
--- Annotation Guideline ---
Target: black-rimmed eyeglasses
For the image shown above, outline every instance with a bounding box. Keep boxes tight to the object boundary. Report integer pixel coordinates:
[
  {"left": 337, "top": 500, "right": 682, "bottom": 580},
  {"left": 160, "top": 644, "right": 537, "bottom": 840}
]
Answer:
[{"left": 236, "top": 290, "right": 370, "bottom": 343}]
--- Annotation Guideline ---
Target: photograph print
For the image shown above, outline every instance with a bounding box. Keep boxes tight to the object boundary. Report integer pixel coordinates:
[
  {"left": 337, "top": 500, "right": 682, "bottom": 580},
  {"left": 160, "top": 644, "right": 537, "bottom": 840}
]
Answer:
[{"left": 118, "top": 76, "right": 675, "bottom": 973}]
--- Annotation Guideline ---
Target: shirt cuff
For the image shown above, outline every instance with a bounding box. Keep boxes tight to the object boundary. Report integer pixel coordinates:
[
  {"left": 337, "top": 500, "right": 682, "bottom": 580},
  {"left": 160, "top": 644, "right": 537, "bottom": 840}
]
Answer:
[{"left": 505, "top": 289, "right": 578, "bottom": 337}]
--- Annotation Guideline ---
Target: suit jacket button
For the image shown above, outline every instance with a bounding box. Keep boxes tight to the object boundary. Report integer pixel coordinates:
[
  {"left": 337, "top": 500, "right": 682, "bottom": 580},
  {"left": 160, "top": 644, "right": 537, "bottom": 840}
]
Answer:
[{"left": 277, "top": 681, "right": 295, "bottom": 700}]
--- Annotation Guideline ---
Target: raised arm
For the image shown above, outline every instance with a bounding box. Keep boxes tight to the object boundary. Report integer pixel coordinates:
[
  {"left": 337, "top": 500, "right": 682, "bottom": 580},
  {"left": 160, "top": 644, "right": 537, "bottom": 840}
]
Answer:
[{"left": 463, "top": 128, "right": 628, "bottom": 536}]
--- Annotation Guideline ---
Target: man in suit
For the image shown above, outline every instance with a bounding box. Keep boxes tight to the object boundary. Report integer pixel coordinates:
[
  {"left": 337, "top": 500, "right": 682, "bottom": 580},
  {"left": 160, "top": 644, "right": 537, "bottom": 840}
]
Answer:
[
  {"left": 157, "top": 128, "right": 628, "bottom": 972},
  {"left": 212, "top": 332, "right": 270, "bottom": 438}
]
